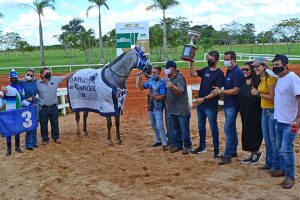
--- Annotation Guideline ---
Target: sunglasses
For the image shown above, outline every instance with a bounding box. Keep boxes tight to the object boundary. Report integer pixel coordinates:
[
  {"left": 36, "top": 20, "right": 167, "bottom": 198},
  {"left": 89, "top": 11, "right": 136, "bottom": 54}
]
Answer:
[
  {"left": 242, "top": 68, "right": 250, "bottom": 72},
  {"left": 26, "top": 74, "right": 33, "bottom": 77}
]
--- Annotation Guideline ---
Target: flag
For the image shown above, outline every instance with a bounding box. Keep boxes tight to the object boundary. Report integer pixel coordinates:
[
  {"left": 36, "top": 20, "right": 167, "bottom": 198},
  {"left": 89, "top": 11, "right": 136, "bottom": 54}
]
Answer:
[{"left": 0, "top": 106, "right": 38, "bottom": 137}]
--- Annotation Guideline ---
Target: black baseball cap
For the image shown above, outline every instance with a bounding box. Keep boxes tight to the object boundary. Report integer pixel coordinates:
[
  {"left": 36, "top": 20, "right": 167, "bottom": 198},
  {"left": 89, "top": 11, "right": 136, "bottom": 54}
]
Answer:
[{"left": 164, "top": 60, "right": 177, "bottom": 69}]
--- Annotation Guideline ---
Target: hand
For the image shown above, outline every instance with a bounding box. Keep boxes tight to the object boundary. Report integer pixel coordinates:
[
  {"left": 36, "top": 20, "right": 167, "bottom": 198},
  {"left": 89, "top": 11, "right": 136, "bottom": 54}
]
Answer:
[
  {"left": 136, "top": 71, "right": 143, "bottom": 77},
  {"left": 212, "top": 86, "right": 221, "bottom": 95},
  {"left": 194, "top": 98, "right": 205, "bottom": 105},
  {"left": 2, "top": 87, "right": 8, "bottom": 94},
  {"left": 27, "top": 97, "right": 33, "bottom": 102},
  {"left": 166, "top": 81, "right": 173, "bottom": 88},
  {"left": 251, "top": 87, "right": 258, "bottom": 96},
  {"left": 295, "top": 117, "right": 300, "bottom": 126}
]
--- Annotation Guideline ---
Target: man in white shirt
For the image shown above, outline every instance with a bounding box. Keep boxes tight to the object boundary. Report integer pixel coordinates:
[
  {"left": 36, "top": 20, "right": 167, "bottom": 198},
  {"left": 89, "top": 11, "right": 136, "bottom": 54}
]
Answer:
[{"left": 273, "top": 54, "right": 300, "bottom": 189}]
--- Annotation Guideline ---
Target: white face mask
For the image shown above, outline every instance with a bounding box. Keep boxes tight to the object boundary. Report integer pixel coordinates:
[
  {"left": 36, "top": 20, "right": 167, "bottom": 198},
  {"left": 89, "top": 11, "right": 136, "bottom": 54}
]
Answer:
[
  {"left": 25, "top": 75, "right": 33, "bottom": 81},
  {"left": 224, "top": 60, "right": 231, "bottom": 68},
  {"left": 164, "top": 68, "right": 171, "bottom": 76}
]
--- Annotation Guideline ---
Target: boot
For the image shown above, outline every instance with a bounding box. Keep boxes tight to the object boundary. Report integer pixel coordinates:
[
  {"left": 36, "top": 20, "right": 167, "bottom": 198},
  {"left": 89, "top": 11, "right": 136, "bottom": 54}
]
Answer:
[
  {"left": 6, "top": 142, "right": 12, "bottom": 156},
  {"left": 15, "top": 138, "right": 24, "bottom": 153}
]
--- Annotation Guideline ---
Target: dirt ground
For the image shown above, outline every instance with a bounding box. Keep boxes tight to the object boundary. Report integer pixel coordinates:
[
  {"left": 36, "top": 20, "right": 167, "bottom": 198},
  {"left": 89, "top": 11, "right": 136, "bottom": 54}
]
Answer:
[{"left": 0, "top": 67, "right": 300, "bottom": 200}]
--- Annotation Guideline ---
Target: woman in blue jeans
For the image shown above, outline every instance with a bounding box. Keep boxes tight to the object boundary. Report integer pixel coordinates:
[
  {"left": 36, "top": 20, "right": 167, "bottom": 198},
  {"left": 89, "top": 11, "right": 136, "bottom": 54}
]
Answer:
[{"left": 251, "top": 57, "right": 282, "bottom": 173}]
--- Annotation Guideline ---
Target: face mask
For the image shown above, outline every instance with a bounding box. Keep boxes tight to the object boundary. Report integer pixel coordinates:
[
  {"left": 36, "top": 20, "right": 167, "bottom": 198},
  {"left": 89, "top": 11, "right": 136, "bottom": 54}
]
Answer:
[
  {"left": 151, "top": 74, "right": 158, "bottom": 79},
  {"left": 245, "top": 74, "right": 252, "bottom": 80},
  {"left": 44, "top": 72, "right": 51, "bottom": 79},
  {"left": 164, "top": 69, "right": 171, "bottom": 76},
  {"left": 272, "top": 66, "right": 285, "bottom": 75},
  {"left": 207, "top": 60, "right": 216, "bottom": 67},
  {"left": 10, "top": 79, "right": 18, "bottom": 85},
  {"left": 224, "top": 60, "right": 231, "bottom": 68},
  {"left": 25, "top": 75, "right": 33, "bottom": 81}
]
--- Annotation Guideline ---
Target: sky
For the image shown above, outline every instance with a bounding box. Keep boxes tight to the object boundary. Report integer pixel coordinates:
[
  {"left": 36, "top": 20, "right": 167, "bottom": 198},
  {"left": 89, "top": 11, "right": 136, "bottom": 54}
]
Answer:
[{"left": 0, "top": 0, "right": 299, "bottom": 46}]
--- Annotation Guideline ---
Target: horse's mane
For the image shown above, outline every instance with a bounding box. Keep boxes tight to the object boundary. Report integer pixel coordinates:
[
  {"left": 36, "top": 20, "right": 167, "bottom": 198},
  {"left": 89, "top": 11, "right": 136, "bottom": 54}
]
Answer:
[{"left": 108, "top": 49, "right": 134, "bottom": 67}]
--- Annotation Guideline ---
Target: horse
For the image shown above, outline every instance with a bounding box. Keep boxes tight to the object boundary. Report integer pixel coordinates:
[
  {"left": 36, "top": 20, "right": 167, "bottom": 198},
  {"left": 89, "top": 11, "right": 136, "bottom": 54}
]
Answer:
[{"left": 68, "top": 48, "right": 152, "bottom": 145}]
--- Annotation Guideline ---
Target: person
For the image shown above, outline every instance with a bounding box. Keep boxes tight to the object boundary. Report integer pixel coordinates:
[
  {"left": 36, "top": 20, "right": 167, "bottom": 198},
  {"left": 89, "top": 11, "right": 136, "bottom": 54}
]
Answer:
[
  {"left": 239, "top": 61, "right": 263, "bottom": 165},
  {"left": 137, "top": 66, "right": 168, "bottom": 151},
  {"left": 189, "top": 50, "right": 224, "bottom": 158},
  {"left": 1, "top": 69, "right": 31, "bottom": 156},
  {"left": 36, "top": 67, "right": 74, "bottom": 145},
  {"left": 164, "top": 60, "right": 192, "bottom": 155},
  {"left": 212, "top": 51, "right": 244, "bottom": 165},
  {"left": 19, "top": 68, "right": 39, "bottom": 150},
  {"left": 272, "top": 54, "right": 300, "bottom": 189},
  {"left": 250, "top": 57, "right": 282, "bottom": 173}
]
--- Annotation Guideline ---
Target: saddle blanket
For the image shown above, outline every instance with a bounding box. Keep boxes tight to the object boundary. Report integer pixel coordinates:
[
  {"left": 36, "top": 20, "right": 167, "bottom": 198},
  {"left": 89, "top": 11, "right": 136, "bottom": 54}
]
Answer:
[
  {"left": 68, "top": 68, "right": 127, "bottom": 116},
  {"left": 0, "top": 106, "right": 38, "bottom": 137}
]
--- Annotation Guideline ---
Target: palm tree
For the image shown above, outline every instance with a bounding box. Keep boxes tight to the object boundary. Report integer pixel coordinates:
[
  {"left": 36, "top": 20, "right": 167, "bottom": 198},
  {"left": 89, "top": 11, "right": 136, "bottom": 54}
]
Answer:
[
  {"left": 146, "top": 0, "right": 180, "bottom": 60},
  {"left": 20, "top": 0, "right": 55, "bottom": 66},
  {"left": 86, "top": 0, "right": 109, "bottom": 64}
]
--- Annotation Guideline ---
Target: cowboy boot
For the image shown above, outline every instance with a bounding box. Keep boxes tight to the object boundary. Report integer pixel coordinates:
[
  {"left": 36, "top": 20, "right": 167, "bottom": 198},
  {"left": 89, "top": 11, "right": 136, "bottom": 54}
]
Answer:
[
  {"left": 6, "top": 142, "right": 12, "bottom": 156},
  {"left": 15, "top": 138, "right": 24, "bottom": 153}
]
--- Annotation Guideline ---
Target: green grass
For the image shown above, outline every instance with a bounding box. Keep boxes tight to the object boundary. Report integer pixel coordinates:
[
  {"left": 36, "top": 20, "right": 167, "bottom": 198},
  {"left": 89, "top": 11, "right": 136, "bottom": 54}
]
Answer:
[{"left": 0, "top": 43, "right": 299, "bottom": 75}]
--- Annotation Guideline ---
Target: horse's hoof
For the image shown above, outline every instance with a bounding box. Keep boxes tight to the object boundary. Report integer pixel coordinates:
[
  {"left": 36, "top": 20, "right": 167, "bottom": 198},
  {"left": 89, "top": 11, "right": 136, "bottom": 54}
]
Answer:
[
  {"left": 107, "top": 140, "right": 113, "bottom": 146},
  {"left": 117, "top": 140, "right": 123, "bottom": 145}
]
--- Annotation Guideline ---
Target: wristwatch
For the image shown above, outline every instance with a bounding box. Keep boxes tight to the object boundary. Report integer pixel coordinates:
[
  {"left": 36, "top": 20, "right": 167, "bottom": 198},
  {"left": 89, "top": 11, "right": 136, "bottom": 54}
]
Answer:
[{"left": 204, "top": 97, "right": 208, "bottom": 101}]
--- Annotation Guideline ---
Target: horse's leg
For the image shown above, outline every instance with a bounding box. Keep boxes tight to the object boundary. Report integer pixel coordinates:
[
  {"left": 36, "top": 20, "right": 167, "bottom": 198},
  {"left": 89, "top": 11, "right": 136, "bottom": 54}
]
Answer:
[
  {"left": 83, "top": 111, "right": 89, "bottom": 136},
  {"left": 75, "top": 112, "right": 80, "bottom": 135},
  {"left": 115, "top": 116, "right": 122, "bottom": 145},
  {"left": 106, "top": 116, "right": 113, "bottom": 146}
]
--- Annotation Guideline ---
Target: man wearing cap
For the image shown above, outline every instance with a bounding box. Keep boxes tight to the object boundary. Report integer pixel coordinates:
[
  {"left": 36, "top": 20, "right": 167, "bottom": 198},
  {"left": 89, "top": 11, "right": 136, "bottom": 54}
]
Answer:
[
  {"left": 164, "top": 60, "right": 192, "bottom": 155},
  {"left": 1, "top": 69, "right": 31, "bottom": 156},
  {"left": 36, "top": 67, "right": 74, "bottom": 145},
  {"left": 212, "top": 51, "right": 245, "bottom": 165},
  {"left": 272, "top": 54, "right": 300, "bottom": 189}
]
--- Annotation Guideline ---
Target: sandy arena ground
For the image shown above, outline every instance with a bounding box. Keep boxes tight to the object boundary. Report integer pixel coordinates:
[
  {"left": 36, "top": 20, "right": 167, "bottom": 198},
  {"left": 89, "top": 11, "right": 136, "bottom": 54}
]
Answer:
[{"left": 0, "top": 67, "right": 300, "bottom": 200}]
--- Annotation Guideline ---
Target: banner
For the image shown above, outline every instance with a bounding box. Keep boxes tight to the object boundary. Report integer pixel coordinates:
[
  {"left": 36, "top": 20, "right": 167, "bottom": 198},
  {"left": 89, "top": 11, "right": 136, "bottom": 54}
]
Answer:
[
  {"left": 116, "top": 21, "right": 150, "bottom": 56},
  {"left": 0, "top": 106, "right": 38, "bottom": 137}
]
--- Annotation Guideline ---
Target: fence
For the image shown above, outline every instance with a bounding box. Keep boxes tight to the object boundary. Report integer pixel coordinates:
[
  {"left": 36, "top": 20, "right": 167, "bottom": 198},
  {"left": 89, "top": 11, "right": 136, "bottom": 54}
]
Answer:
[{"left": 57, "top": 88, "right": 69, "bottom": 115}]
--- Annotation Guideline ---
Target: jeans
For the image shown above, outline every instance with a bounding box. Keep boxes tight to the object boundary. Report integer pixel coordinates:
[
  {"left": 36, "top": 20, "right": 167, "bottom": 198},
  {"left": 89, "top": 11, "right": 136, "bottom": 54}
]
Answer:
[
  {"left": 165, "top": 110, "right": 173, "bottom": 145},
  {"left": 275, "top": 120, "right": 297, "bottom": 179},
  {"left": 197, "top": 105, "right": 219, "bottom": 154},
  {"left": 39, "top": 105, "right": 60, "bottom": 141},
  {"left": 170, "top": 114, "right": 192, "bottom": 149},
  {"left": 261, "top": 109, "right": 281, "bottom": 170},
  {"left": 6, "top": 134, "right": 20, "bottom": 143},
  {"left": 148, "top": 110, "right": 168, "bottom": 146},
  {"left": 223, "top": 107, "right": 238, "bottom": 158},
  {"left": 25, "top": 129, "right": 38, "bottom": 148}
]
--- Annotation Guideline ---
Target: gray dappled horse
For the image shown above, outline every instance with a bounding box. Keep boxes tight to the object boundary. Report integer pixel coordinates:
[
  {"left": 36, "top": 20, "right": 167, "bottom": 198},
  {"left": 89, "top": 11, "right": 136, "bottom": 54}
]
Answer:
[{"left": 74, "top": 48, "right": 152, "bottom": 145}]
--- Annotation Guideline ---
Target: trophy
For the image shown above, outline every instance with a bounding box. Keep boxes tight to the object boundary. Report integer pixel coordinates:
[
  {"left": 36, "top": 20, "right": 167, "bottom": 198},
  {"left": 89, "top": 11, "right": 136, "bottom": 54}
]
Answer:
[{"left": 181, "top": 30, "right": 200, "bottom": 62}]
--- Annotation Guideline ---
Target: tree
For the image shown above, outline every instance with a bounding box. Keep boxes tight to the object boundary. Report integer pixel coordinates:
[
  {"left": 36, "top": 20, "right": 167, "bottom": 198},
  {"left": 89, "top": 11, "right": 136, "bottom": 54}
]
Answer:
[
  {"left": 16, "top": 40, "right": 34, "bottom": 65},
  {"left": 241, "top": 23, "right": 256, "bottom": 44},
  {"left": 221, "top": 21, "right": 243, "bottom": 45},
  {"left": 20, "top": 0, "right": 56, "bottom": 66},
  {"left": 1, "top": 32, "right": 21, "bottom": 62},
  {"left": 146, "top": 0, "right": 180, "bottom": 60},
  {"left": 86, "top": 0, "right": 109, "bottom": 64},
  {"left": 256, "top": 31, "right": 275, "bottom": 44}
]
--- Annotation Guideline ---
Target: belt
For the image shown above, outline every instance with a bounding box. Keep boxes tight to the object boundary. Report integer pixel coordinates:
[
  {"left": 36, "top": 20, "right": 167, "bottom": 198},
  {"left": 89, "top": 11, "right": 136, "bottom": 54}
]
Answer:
[{"left": 42, "top": 104, "right": 57, "bottom": 108}]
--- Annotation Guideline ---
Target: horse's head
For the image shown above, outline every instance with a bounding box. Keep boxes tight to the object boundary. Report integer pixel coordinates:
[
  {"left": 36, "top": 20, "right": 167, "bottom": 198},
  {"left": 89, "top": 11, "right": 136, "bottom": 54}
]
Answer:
[{"left": 134, "top": 48, "right": 152, "bottom": 75}]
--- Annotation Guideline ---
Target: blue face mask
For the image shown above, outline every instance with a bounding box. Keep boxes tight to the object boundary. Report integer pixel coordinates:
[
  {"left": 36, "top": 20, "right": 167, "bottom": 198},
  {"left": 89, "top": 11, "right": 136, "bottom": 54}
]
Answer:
[{"left": 151, "top": 74, "right": 158, "bottom": 79}]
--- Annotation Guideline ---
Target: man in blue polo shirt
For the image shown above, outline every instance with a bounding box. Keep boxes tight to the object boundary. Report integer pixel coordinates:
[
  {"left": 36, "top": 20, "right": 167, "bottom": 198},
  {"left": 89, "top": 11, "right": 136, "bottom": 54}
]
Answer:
[
  {"left": 212, "top": 51, "right": 245, "bottom": 165},
  {"left": 189, "top": 50, "right": 224, "bottom": 158}
]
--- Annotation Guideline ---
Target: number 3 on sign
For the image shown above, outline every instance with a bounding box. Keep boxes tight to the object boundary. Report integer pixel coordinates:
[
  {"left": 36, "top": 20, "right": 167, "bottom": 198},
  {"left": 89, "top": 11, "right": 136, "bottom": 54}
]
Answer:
[{"left": 22, "top": 111, "right": 33, "bottom": 128}]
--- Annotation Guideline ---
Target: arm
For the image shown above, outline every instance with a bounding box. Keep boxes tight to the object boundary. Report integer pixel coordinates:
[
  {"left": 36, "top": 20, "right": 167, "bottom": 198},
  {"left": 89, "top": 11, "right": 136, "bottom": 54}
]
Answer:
[
  {"left": 166, "top": 81, "right": 184, "bottom": 96},
  {"left": 62, "top": 71, "right": 76, "bottom": 80},
  {"left": 189, "top": 61, "right": 198, "bottom": 77},
  {"left": 296, "top": 96, "right": 300, "bottom": 125}
]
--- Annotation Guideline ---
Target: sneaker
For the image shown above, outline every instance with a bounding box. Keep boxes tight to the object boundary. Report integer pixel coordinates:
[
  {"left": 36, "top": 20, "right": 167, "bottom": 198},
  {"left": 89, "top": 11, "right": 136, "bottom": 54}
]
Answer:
[
  {"left": 42, "top": 140, "right": 49, "bottom": 145},
  {"left": 182, "top": 148, "right": 192, "bottom": 155},
  {"left": 151, "top": 142, "right": 162, "bottom": 147},
  {"left": 269, "top": 170, "right": 285, "bottom": 177},
  {"left": 214, "top": 153, "right": 221, "bottom": 159},
  {"left": 250, "top": 152, "right": 263, "bottom": 165},
  {"left": 219, "top": 157, "right": 232, "bottom": 165},
  {"left": 168, "top": 144, "right": 174, "bottom": 152},
  {"left": 220, "top": 153, "right": 238, "bottom": 159},
  {"left": 162, "top": 145, "right": 168, "bottom": 151},
  {"left": 26, "top": 147, "right": 34, "bottom": 151},
  {"left": 191, "top": 146, "right": 207, "bottom": 154},
  {"left": 282, "top": 178, "right": 295, "bottom": 189},
  {"left": 241, "top": 155, "right": 253, "bottom": 164},
  {"left": 171, "top": 147, "right": 183, "bottom": 153},
  {"left": 53, "top": 139, "right": 62, "bottom": 144},
  {"left": 258, "top": 165, "right": 271, "bottom": 170},
  {"left": 33, "top": 145, "right": 39, "bottom": 148}
]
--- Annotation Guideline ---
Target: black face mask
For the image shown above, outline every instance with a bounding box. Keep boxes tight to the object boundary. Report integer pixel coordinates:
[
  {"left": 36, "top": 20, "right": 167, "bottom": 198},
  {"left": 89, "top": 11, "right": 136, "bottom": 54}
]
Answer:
[
  {"left": 10, "top": 79, "right": 18, "bottom": 85},
  {"left": 245, "top": 74, "right": 252, "bottom": 80},
  {"left": 207, "top": 60, "right": 216, "bottom": 67},
  {"left": 45, "top": 72, "right": 51, "bottom": 79},
  {"left": 272, "top": 67, "right": 285, "bottom": 75}
]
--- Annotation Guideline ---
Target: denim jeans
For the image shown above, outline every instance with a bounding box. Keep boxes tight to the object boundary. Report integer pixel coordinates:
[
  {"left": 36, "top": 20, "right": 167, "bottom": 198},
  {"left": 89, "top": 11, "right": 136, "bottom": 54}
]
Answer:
[
  {"left": 197, "top": 105, "right": 219, "bottom": 154},
  {"left": 261, "top": 109, "right": 281, "bottom": 170},
  {"left": 148, "top": 110, "right": 168, "bottom": 146},
  {"left": 165, "top": 110, "right": 173, "bottom": 145},
  {"left": 39, "top": 105, "right": 60, "bottom": 141},
  {"left": 275, "top": 120, "right": 297, "bottom": 179},
  {"left": 170, "top": 114, "right": 192, "bottom": 149},
  {"left": 25, "top": 129, "right": 38, "bottom": 148},
  {"left": 223, "top": 107, "right": 239, "bottom": 158}
]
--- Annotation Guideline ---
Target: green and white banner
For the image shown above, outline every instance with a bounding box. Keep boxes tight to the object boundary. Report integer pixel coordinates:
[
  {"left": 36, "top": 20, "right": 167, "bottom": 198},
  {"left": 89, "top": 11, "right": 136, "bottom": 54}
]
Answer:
[{"left": 115, "top": 21, "right": 149, "bottom": 56}]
